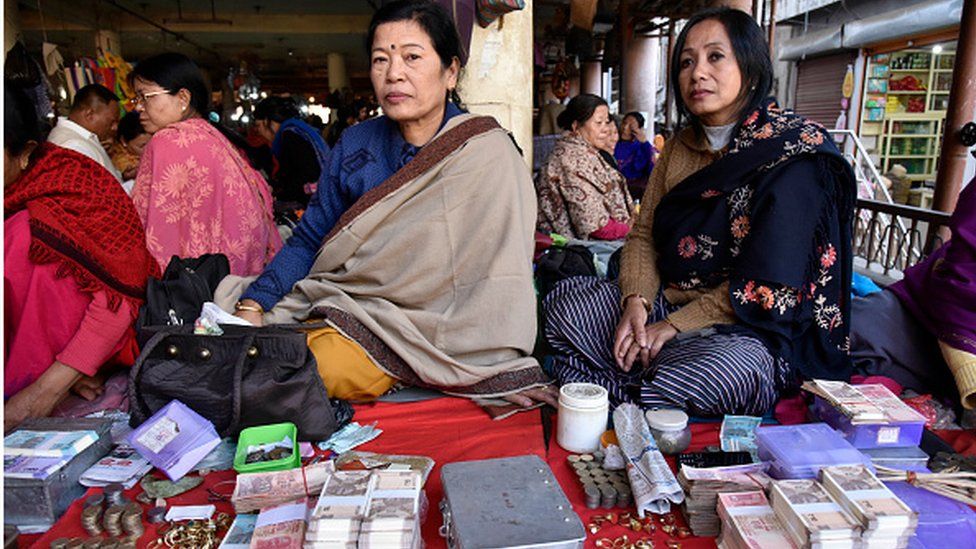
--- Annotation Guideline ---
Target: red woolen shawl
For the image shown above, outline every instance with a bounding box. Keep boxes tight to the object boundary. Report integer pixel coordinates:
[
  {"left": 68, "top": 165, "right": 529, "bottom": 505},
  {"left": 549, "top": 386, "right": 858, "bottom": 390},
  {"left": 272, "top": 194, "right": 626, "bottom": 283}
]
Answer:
[{"left": 4, "top": 143, "right": 159, "bottom": 310}]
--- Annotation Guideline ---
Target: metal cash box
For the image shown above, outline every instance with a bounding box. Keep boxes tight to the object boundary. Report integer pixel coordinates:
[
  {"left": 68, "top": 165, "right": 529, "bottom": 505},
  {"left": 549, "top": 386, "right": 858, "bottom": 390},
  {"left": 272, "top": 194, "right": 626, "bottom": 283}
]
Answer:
[
  {"left": 439, "top": 455, "right": 585, "bottom": 549},
  {"left": 4, "top": 417, "right": 113, "bottom": 530}
]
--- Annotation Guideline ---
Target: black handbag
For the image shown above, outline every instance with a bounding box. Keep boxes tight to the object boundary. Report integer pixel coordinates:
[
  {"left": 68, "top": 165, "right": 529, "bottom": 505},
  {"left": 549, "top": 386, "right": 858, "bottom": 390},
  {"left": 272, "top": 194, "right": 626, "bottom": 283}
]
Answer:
[
  {"left": 535, "top": 244, "right": 598, "bottom": 298},
  {"left": 137, "top": 254, "right": 230, "bottom": 330},
  {"left": 129, "top": 324, "right": 343, "bottom": 441}
]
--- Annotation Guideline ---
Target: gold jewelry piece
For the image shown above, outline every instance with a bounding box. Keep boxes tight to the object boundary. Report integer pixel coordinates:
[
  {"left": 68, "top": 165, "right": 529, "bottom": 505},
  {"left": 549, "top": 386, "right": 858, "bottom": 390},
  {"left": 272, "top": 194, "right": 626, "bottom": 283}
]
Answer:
[
  {"left": 234, "top": 301, "right": 263, "bottom": 314},
  {"left": 625, "top": 293, "right": 651, "bottom": 312}
]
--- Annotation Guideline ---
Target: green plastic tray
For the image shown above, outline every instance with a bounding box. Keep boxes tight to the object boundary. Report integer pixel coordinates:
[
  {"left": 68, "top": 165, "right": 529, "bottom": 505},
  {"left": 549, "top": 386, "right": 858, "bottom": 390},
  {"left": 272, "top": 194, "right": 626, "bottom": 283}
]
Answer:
[{"left": 233, "top": 422, "right": 300, "bottom": 474}]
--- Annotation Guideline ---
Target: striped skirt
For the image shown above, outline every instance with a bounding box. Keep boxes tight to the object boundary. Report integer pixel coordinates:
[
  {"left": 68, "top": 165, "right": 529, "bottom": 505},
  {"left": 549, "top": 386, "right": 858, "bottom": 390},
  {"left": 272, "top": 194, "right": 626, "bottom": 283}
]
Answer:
[{"left": 542, "top": 276, "right": 785, "bottom": 417}]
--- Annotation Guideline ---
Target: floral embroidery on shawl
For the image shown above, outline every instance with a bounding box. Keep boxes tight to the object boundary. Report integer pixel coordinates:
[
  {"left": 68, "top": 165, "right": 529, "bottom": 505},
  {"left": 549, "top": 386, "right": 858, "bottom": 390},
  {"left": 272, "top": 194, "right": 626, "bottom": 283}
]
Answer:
[
  {"left": 653, "top": 98, "right": 856, "bottom": 385},
  {"left": 133, "top": 118, "right": 281, "bottom": 275}
]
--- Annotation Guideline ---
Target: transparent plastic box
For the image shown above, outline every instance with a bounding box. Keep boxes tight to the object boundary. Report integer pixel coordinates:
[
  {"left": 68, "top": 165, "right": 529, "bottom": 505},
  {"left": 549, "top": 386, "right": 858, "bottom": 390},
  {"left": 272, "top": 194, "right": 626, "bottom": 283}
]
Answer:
[{"left": 756, "top": 423, "right": 872, "bottom": 479}]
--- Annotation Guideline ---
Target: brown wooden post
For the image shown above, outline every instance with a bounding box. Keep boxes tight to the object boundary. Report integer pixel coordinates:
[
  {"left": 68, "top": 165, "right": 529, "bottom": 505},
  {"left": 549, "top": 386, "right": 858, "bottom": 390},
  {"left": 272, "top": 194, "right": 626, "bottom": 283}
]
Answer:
[
  {"left": 768, "top": 0, "right": 777, "bottom": 55},
  {"left": 932, "top": 0, "right": 975, "bottom": 216}
]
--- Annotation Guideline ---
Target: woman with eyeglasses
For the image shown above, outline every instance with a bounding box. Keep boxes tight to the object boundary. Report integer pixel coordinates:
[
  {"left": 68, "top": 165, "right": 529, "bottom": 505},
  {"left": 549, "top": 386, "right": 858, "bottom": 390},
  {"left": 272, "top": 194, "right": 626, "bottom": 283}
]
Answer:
[{"left": 129, "top": 52, "right": 281, "bottom": 275}]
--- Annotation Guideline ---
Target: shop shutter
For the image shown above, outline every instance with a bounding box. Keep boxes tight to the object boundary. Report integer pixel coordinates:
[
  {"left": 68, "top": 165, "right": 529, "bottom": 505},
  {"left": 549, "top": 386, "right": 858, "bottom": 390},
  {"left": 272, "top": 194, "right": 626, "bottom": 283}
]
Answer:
[{"left": 794, "top": 51, "right": 856, "bottom": 127}]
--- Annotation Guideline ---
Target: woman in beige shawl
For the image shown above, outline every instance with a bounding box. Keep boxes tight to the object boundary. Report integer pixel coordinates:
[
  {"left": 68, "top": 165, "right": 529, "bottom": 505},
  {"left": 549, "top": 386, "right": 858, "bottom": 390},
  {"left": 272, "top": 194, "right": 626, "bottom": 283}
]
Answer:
[{"left": 221, "top": 1, "right": 555, "bottom": 409}]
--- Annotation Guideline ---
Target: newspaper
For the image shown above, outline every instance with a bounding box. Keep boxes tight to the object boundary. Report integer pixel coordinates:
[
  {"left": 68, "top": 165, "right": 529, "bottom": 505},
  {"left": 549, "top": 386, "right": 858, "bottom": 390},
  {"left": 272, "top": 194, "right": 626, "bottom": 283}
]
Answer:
[{"left": 612, "top": 403, "right": 684, "bottom": 516}]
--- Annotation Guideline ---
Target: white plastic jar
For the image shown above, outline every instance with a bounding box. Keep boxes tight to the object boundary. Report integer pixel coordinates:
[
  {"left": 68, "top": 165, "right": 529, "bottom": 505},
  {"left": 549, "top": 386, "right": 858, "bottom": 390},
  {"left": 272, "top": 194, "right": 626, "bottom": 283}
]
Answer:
[
  {"left": 645, "top": 408, "right": 691, "bottom": 454},
  {"left": 557, "top": 383, "right": 609, "bottom": 453}
]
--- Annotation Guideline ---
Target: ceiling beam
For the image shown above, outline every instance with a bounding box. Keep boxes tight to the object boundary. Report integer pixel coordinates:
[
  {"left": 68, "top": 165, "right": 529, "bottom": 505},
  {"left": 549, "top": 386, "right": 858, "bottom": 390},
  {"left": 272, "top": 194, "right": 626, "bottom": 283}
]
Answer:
[{"left": 19, "top": 11, "right": 372, "bottom": 34}]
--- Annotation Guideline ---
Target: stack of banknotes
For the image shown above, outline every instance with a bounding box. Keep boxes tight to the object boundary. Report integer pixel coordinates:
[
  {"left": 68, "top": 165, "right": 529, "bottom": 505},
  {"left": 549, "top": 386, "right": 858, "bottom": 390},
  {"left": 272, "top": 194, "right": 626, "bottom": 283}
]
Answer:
[
  {"left": 303, "top": 469, "right": 423, "bottom": 548},
  {"left": 358, "top": 470, "right": 423, "bottom": 549},
  {"left": 231, "top": 461, "right": 335, "bottom": 514},
  {"left": 716, "top": 491, "right": 797, "bottom": 549},
  {"left": 248, "top": 499, "right": 307, "bottom": 549},
  {"left": 769, "top": 479, "right": 861, "bottom": 548},
  {"left": 305, "top": 471, "right": 373, "bottom": 548},
  {"left": 821, "top": 465, "right": 917, "bottom": 548},
  {"left": 678, "top": 462, "right": 772, "bottom": 536}
]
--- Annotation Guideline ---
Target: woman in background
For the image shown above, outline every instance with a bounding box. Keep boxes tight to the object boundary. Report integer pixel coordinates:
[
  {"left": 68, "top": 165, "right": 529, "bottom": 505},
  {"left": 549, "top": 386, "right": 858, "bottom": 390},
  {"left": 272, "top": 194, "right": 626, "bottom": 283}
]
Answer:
[
  {"left": 614, "top": 111, "right": 656, "bottom": 201},
  {"left": 5, "top": 83, "right": 156, "bottom": 431},
  {"left": 253, "top": 96, "right": 330, "bottom": 208},
  {"left": 536, "top": 93, "right": 633, "bottom": 241},
  {"left": 130, "top": 52, "right": 281, "bottom": 275},
  {"left": 110, "top": 111, "right": 150, "bottom": 192}
]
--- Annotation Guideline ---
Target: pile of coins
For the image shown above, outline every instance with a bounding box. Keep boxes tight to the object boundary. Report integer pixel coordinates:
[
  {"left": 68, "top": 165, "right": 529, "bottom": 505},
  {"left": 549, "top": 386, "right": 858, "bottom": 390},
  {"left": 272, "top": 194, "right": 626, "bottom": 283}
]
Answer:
[
  {"left": 78, "top": 485, "right": 145, "bottom": 546},
  {"left": 567, "top": 453, "right": 633, "bottom": 509},
  {"left": 103, "top": 505, "right": 126, "bottom": 537},
  {"left": 121, "top": 504, "right": 145, "bottom": 538},
  {"left": 103, "top": 484, "right": 125, "bottom": 507},
  {"left": 244, "top": 442, "right": 292, "bottom": 464}
]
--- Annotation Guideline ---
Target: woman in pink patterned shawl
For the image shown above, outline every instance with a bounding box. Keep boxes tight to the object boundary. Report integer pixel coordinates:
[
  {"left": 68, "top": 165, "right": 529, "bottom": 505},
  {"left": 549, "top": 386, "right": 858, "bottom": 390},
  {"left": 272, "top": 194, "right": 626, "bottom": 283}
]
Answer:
[{"left": 130, "top": 53, "right": 281, "bottom": 275}]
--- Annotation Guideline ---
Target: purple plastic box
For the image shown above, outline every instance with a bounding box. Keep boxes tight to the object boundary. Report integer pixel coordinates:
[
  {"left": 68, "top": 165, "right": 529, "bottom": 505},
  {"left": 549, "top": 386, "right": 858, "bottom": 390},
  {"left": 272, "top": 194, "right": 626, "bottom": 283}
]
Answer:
[
  {"left": 813, "top": 385, "right": 926, "bottom": 449},
  {"left": 127, "top": 400, "right": 220, "bottom": 481}
]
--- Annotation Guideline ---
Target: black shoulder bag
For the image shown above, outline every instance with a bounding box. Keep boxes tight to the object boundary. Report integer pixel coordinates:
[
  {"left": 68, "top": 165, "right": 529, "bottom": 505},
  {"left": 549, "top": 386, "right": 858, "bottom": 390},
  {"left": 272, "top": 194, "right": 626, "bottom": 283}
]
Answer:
[{"left": 129, "top": 325, "right": 345, "bottom": 441}]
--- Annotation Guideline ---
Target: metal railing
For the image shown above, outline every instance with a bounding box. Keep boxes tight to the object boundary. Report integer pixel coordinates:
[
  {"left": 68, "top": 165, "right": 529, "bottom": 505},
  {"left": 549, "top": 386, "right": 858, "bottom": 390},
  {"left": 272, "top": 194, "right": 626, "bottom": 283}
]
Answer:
[
  {"left": 853, "top": 198, "right": 951, "bottom": 279},
  {"left": 826, "top": 129, "right": 937, "bottom": 278}
]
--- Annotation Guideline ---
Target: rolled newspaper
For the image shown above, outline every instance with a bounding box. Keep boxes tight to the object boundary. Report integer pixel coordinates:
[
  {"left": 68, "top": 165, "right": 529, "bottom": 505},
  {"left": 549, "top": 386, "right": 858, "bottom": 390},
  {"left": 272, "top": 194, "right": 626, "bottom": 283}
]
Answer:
[{"left": 612, "top": 403, "right": 685, "bottom": 516}]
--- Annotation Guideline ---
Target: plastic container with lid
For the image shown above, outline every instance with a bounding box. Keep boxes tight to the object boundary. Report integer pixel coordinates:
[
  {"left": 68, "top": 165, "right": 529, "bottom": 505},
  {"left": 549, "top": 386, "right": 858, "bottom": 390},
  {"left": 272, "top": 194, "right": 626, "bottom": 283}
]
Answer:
[
  {"left": 644, "top": 408, "right": 691, "bottom": 454},
  {"left": 556, "top": 383, "right": 609, "bottom": 453},
  {"left": 756, "top": 423, "right": 872, "bottom": 479}
]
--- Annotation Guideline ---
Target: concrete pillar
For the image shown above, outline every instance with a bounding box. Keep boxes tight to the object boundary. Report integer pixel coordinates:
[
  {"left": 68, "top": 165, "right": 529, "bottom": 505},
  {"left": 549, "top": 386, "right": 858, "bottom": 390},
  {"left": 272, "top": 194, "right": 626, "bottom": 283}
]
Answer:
[
  {"left": 458, "top": 1, "right": 534, "bottom": 167},
  {"left": 327, "top": 53, "right": 349, "bottom": 92},
  {"left": 581, "top": 61, "right": 602, "bottom": 96},
  {"left": 95, "top": 30, "right": 122, "bottom": 57},
  {"left": 5, "top": 0, "right": 21, "bottom": 54},
  {"left": 623, "top": 34, "right": 659, "bottom": 135}
]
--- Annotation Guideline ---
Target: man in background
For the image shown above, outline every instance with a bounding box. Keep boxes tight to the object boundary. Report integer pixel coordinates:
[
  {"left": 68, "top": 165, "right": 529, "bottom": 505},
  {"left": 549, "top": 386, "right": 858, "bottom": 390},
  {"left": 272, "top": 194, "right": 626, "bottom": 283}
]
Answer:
[{"left": 47, "top": 84, "right": 123, "bottom": 183}]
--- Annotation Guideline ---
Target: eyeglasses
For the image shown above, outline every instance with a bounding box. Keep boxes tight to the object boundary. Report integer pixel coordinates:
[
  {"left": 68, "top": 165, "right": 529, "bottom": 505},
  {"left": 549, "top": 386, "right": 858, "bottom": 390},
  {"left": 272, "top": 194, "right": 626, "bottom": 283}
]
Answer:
[{"left": 130, "top": 90, "right": 171, "bottom": 107}]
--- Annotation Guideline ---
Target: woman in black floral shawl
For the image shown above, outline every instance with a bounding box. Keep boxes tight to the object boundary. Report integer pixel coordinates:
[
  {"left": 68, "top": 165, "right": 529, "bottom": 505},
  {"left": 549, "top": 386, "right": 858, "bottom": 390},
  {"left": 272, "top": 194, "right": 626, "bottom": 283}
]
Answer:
[{"left": 542, "top": 7, "right": 855, "bottom": 417}]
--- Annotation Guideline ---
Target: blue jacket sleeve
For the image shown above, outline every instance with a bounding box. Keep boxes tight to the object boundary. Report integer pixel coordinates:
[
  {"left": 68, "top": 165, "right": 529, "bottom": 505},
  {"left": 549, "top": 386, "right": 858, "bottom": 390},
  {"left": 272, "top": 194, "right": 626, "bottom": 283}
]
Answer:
[{"left": 241, "top": 139, "right": 349, "bottom": 310}]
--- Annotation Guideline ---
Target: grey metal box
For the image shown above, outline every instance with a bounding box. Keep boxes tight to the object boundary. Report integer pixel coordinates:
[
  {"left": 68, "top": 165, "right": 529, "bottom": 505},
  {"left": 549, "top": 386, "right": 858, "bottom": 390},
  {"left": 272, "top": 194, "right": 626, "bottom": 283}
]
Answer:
[
  {"left": 439, "top": 455, "right": 585, "bottom": 549},
  {"left": 3, "top": 417, "right": 113, "bottom": 530}
]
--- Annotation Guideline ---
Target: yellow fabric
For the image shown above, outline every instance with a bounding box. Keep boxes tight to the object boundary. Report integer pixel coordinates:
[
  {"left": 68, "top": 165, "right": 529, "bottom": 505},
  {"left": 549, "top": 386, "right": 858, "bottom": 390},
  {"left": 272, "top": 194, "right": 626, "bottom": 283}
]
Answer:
[
  {"left": 940, "top": 341, "right": 976, "bottom": 410},
  {"left": 306, "top": 327, "right": 396, "bottom": 401}
]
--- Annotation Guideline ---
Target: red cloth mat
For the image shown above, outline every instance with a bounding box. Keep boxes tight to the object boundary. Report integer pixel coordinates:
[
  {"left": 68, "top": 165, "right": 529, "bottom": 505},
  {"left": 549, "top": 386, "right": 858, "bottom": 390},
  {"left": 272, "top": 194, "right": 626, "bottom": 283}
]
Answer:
[
  {"left": 24, "top": 394, "right": 970, "bottom": 549},
  {"left": 26, "top": 397, "right": 548, "bottom": 548},
  {"left": 547, "top": 421, "right": 720, "bottom": 549}
]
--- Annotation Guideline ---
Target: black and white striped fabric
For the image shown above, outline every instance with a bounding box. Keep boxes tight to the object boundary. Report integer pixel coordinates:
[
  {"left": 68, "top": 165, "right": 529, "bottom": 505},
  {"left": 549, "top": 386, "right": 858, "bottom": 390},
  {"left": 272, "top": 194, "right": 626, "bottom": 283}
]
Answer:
[{"left": 543, "top": 276, "right": 785, "bottom": 417}]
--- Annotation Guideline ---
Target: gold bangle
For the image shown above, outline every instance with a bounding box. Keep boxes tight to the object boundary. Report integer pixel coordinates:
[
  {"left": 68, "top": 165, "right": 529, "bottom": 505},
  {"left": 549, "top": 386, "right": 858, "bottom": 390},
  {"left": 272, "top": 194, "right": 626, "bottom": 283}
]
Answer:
[
  {"left": 234, "top": 301, "right": 263, "bottom": 314},
  {"left": 624, "top": 293, "right": 651, "bottom": 312}
]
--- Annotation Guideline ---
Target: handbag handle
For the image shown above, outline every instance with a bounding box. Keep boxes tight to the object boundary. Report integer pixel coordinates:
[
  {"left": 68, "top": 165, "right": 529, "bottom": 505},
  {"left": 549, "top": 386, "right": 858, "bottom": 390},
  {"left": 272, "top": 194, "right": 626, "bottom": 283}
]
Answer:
[
  {"left": 128, "top": 325, "right": 185, "bottom": 425},
  {"left": 228, "top": 331, "right": 257, "bottom": 437}
]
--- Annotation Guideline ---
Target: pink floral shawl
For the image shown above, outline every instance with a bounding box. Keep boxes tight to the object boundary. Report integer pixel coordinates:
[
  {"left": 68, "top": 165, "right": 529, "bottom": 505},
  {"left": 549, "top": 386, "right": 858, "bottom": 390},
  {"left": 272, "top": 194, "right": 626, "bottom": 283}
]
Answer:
[{"left": 133, "top": 118, "right": 282, "bottom": 275}]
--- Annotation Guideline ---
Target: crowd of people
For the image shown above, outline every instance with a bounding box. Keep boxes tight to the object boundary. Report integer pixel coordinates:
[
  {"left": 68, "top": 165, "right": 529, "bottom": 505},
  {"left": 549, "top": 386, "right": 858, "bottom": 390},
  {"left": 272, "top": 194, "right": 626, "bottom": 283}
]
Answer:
[{"left": 5, "top": 1, "right": 972, "bottom": 432}]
